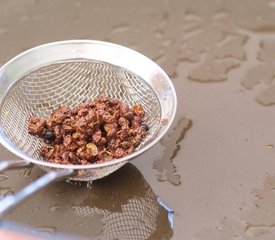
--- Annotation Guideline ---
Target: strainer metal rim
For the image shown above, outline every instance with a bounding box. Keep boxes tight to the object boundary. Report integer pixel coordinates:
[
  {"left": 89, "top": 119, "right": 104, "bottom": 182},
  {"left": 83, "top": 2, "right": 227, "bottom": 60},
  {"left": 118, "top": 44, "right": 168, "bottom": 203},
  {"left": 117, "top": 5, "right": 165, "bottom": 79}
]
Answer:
[{"left": 0, "top": 40, "right": 177, "bottom": 170}]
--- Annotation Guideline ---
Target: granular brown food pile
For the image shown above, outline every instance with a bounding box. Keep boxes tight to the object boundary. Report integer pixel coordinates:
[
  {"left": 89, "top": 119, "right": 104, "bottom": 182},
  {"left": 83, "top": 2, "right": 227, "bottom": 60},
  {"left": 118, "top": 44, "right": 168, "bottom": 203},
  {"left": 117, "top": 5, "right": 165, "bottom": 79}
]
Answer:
[{"left": 28, "top": 96, "right": 149, "bottom": 165}]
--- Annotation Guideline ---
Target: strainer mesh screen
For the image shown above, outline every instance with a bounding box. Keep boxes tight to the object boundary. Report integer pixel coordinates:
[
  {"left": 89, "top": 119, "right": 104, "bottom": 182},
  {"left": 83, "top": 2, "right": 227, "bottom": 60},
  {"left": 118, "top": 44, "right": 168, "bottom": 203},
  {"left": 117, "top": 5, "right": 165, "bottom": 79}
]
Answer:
[{"left": 0, "top": 60, "right": 161, "bottom": 162}]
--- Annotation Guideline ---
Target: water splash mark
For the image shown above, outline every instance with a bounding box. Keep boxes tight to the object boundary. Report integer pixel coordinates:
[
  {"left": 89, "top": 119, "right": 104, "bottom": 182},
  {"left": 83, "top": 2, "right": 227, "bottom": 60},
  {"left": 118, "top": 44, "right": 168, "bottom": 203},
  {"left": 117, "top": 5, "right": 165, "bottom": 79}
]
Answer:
[
  {"left": 256, "top": 85, "right": 275, "bottom": 106},
  {"left": 208, "top": 35, "right": 248, "bottom": 61},
  {"left": 189, "top": 60, "right": 240, "bottom": 82},
  {"left": 181, "top": 17, "right": 247, "bottom": 82},
  {"left": 242, "top": 62, "right": 275, "bottom": 89},
  {"left": 181, "top": 11, "right": 245, "bottom": 57},
  {"left": 182, "top": 11, "right": 204, "bottom": 35},
  {"left": 187, "top": 33, "right": 247, "bottom": 82},
  {"left": 153, "top": 117, "right": 192, "bottom": 186},
  {"left": 242, "top": 40, "right": 275, "bottom": 106}
]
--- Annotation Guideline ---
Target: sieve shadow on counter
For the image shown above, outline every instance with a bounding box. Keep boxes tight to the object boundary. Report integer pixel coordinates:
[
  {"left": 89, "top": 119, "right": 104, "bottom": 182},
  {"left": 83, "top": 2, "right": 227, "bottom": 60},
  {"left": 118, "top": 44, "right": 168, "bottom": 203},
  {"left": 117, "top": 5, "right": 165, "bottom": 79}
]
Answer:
[{"left": 2, "top": 163, "right": 173, "bottom": 240}]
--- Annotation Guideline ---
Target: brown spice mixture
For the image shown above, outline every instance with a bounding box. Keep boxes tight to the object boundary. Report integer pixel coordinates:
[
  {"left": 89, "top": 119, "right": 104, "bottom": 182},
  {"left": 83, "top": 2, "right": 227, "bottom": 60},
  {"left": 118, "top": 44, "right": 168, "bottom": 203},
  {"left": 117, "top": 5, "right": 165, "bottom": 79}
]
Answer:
[{"left": 28, "top": 96, "right": 149, "bottom": 165}]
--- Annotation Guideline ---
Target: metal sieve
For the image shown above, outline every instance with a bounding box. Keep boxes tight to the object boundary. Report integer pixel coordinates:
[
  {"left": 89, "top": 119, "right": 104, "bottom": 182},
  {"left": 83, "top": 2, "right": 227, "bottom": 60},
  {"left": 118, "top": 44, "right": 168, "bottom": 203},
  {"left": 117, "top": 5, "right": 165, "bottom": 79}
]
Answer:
[{"left": 0, "top": 40, "right": 177, "bottom": 215}]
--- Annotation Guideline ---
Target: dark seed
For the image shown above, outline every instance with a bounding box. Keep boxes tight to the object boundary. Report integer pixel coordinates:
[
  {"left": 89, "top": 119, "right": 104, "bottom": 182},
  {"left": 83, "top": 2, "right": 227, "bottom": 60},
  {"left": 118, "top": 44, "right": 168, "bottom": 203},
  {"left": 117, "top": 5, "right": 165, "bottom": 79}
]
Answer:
[
  {"left": 44, "top": 131, "right": 55, "bottom": 141},
  {"left": 141, "top": 123, "right": 149, "bottom": 131}
]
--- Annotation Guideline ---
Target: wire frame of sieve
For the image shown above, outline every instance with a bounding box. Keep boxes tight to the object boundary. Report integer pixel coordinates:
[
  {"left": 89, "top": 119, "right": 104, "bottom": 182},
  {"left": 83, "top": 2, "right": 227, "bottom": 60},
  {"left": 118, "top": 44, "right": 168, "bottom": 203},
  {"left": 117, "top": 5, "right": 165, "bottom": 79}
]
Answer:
[{"left": 0, "top": 60, "right": 161, "bottom": 164}]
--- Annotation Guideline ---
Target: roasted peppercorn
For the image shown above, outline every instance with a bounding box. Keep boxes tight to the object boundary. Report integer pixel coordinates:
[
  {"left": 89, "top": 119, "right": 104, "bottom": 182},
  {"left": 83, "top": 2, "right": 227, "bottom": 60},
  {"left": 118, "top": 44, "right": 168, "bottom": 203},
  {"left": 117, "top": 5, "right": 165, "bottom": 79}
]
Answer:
[{"left": 28, "top": 96, "right": 149, "bottom": 165}]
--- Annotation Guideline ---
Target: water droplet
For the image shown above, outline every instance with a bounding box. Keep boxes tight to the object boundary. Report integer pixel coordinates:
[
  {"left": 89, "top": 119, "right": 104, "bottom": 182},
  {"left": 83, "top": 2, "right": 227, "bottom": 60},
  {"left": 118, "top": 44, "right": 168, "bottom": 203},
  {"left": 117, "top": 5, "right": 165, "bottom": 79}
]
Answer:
[
  {"left": 49, "top": 204, "right": 60, "bottom": 212},
  {"left": 66, "top": 179, "right": 82, "bottom": 186},
  {"left": 267, "top": 144, "right": 273, "bottom": 149},
  {"left": 86, "top": 181, "right": 93, "bottom": 189}
]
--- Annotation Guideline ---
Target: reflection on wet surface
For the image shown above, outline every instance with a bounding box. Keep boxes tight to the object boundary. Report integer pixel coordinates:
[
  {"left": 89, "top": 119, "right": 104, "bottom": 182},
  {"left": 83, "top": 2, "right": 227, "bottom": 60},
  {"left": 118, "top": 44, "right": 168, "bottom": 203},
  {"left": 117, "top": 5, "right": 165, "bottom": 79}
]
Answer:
[
  {"left": 1, "top": 0, "right": 275, "bottom": 239},
  {"left": 2, "top": 164, "right": 172, "bottom": 239}
]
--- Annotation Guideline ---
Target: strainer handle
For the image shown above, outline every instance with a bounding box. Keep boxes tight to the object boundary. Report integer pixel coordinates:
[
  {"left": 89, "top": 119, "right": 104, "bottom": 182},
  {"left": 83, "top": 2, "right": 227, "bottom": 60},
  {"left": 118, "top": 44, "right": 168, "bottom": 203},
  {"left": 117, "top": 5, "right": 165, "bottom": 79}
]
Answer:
[
  {"left": 0, "top": 169, "right": 74, "bottom": 216},
  {"left": 0, "top": 160, "right": 31, "bottom": 172}
]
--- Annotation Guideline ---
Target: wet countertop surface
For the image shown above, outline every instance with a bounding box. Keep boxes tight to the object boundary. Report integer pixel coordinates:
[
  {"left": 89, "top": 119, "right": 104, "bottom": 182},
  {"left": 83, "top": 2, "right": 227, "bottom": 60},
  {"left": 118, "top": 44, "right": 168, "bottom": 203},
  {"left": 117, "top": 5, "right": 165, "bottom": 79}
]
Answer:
[{"left": 1, "top": 0, "right": 275, "bottom": 239}]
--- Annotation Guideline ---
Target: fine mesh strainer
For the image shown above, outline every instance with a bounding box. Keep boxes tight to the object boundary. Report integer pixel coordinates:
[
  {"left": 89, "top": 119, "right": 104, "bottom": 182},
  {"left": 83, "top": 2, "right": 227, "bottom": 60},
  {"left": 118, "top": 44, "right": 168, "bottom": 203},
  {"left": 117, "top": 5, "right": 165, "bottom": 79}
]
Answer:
[{"left": 0, "top": 40, "right": 177, "bottom": 215}]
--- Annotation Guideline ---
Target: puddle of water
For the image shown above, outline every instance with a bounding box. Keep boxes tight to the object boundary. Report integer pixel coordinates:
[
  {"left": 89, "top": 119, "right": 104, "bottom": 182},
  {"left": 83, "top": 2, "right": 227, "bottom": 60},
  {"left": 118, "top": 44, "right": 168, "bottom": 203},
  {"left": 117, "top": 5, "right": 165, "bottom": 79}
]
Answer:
[
  {"left": 153, "top": 117, "right": 192, "bottom": 186},
  {"left": 3, "top": 164, "right": 173, "bottom": 239},
  {"left": 189, "top": 59, "right": 240, "bottom": 82},
  {"left": 256, "top": 85, "right": 275, "bottom": 106}
]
